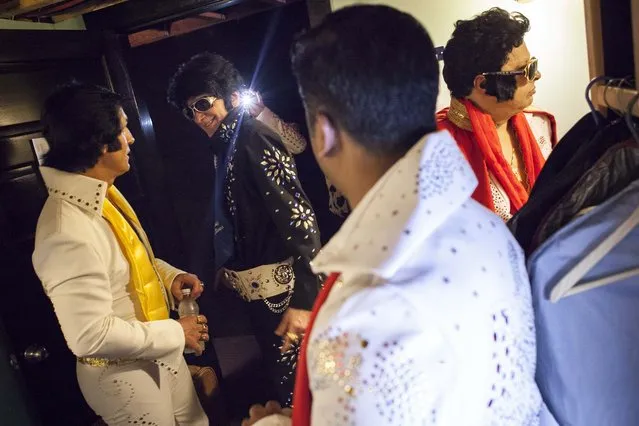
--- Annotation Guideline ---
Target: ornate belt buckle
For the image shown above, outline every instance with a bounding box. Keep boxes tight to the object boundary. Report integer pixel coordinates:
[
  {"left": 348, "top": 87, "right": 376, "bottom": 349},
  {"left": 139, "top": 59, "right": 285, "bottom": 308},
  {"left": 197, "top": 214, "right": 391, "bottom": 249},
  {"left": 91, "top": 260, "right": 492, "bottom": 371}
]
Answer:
[{"left": 272, "top": 264, "right": 293, "bottom": 285}]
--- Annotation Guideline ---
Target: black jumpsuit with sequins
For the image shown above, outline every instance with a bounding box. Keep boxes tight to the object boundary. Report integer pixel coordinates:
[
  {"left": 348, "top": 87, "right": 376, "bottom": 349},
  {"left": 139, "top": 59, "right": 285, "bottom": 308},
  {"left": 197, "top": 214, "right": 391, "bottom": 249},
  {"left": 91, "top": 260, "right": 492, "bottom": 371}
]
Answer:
[{"left": 211, "top": 111, "right": 322, "bottom": 405}]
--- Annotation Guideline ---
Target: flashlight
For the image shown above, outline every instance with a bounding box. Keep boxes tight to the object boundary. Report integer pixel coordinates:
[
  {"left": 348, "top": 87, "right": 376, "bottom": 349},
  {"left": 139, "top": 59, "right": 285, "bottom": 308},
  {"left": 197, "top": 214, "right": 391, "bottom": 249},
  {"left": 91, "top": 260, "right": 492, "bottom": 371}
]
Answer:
[{"left": 241, "top": 91, "right": 256, "bottom": 109}]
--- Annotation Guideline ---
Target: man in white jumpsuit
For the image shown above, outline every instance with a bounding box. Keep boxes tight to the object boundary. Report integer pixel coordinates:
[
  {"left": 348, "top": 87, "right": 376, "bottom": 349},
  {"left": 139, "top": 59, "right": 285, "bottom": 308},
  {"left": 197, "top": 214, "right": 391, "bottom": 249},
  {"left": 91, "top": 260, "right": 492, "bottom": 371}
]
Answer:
[{"left": 244, "top": 5, "right": 546, "bottom": 426}]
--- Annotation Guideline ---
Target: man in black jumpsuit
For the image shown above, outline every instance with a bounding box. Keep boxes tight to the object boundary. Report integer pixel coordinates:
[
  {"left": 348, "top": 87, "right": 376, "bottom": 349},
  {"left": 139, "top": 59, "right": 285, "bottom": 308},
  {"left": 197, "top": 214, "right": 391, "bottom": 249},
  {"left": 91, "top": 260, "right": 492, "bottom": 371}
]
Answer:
[{"left": 168, "top": 53, "right": 321, "bottom": 406}]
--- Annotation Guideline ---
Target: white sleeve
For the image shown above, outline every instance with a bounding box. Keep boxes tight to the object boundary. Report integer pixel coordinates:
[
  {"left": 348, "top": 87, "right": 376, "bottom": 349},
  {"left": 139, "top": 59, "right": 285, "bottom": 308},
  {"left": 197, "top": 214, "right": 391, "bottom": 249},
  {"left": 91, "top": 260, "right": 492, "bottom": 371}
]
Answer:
[
  {"left": 256, "top": 107, "right": 308, "bottom": 155},
  {"left": 307, "top": 285, "right": 450, "bottom": 425},
  {"left": 154, "top": 258, "right": 186, "bottom": 310},
  {"left": 155, "top": 258, "right": 185, "bottom": 290},
  {"left": 33, "top": 232, "right": 185, "bottom": 362}
]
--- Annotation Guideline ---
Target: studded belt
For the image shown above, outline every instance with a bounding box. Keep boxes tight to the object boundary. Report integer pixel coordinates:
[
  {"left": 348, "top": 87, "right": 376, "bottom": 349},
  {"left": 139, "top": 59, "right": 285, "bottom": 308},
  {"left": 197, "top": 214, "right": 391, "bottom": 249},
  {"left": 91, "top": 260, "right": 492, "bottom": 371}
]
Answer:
[
  {"left": 77, "top": 357, "right": 136, "bottom": 368},
  {"left": 221, "top": 258, "right": 295, "bottom": 313}
]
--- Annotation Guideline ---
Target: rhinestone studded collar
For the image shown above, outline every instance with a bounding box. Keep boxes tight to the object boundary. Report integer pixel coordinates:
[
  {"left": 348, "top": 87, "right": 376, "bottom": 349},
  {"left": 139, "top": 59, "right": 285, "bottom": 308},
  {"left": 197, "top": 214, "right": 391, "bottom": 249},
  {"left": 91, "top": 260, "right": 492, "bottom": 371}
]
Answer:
[
  {"left": 40, "top": 166, "right": 109, "bottom": 216},
  {"left": 311, "top": 130, "right": 478, "bottom": 278}
]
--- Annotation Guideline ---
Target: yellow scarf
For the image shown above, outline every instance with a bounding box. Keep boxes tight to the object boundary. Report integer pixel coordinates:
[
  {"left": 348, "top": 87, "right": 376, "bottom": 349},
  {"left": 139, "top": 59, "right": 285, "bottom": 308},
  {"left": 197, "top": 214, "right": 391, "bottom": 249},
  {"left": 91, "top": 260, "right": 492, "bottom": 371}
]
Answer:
[{"left": 102, "top": 186, "right": 169, "bottom": 321}]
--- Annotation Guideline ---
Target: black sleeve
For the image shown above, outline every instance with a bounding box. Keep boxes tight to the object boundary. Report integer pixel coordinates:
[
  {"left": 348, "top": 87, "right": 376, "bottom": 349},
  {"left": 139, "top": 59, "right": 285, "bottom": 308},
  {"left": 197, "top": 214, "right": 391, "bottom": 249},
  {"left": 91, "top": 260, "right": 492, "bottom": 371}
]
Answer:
[{"left": 246, "top": 128, "right": 322, "bottom": 310}]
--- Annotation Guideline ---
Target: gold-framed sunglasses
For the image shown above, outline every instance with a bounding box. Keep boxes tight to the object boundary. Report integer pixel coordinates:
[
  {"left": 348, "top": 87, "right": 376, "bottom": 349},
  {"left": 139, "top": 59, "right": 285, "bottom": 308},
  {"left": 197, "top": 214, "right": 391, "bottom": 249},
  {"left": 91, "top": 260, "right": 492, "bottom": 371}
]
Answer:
[
  {"left": 182, "top": 96, "right": 217, "bottom": 120},
  {"left": 481, "top": 57, "right": 539, "bottom": 82}
]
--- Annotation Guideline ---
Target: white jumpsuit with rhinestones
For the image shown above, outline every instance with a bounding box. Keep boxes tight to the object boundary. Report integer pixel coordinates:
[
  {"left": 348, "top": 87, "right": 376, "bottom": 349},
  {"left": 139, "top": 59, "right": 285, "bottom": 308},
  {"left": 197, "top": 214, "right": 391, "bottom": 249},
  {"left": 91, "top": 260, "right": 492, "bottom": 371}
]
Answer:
[
  {"left": 33, "top": 167, "right": 208, "bottom": 426},
  {"left": 256, "top": 131, "right": 549, "bottom": 426}
]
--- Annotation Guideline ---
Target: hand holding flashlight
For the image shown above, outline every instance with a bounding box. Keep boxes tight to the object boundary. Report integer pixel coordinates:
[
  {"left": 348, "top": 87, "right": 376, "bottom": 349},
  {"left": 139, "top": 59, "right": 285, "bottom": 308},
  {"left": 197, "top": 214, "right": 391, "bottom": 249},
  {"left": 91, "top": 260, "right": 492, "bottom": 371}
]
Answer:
[{"left": 241, "top": 90, "right": 265, "bottom": 117}]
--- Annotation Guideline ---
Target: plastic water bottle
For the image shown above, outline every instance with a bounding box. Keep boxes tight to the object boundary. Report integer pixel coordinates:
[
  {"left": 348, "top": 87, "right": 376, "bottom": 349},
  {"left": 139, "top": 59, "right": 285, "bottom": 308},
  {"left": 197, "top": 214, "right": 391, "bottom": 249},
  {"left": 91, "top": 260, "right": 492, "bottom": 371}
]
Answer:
[{"left": 178, "top": 288, "right": 205, "bottom": 354}]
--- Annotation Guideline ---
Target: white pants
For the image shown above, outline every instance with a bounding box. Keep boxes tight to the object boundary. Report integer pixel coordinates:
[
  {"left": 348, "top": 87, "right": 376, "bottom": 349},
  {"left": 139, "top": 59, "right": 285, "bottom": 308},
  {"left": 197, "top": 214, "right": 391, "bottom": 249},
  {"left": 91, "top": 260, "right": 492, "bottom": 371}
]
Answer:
[{"left": 77, "top": 357, "right": 208, "bottom": 426}]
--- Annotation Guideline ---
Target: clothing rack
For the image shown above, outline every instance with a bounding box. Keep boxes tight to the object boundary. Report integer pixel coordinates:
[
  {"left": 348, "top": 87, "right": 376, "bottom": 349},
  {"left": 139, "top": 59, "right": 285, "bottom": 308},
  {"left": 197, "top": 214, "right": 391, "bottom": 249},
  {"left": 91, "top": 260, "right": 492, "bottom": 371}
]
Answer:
[
  {"left": 591, "top": 85, "right": 639, "bottom": 117},
  {"left": 585, "top": 0, "right": 639, "bottom": 117}
]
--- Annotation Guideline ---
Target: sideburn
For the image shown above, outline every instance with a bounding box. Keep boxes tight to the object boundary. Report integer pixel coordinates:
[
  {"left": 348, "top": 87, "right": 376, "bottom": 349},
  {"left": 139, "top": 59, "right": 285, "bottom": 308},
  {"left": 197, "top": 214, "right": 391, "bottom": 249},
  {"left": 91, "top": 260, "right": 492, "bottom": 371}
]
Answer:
[{"left": 484, "top": 75, "right": 517, "bottom": 103}]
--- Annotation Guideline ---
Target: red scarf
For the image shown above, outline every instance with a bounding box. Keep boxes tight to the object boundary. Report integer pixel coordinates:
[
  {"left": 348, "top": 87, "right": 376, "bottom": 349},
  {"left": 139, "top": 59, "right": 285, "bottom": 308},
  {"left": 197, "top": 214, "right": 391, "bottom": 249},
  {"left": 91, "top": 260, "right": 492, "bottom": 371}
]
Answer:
[
  {"left": 437, "top": 98, "right": 556, "bottom": 214},
  {"left": 291, "top": 272, "right": 341, "bottom": 426}
]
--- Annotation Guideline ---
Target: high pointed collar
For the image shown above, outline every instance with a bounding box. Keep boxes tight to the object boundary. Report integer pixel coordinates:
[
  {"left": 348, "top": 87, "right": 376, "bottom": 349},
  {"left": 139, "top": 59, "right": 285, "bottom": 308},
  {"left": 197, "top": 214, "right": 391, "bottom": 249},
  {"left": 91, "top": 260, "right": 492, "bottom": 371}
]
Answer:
[
  {"left": 40, "top": 167, "right": 108, "bottom": 216},
  {"left": 311, "top": 130, "right": 478, "bottom": 279},
  {"left": 447, "top": 97, "right": 473, "bottom": 131}
]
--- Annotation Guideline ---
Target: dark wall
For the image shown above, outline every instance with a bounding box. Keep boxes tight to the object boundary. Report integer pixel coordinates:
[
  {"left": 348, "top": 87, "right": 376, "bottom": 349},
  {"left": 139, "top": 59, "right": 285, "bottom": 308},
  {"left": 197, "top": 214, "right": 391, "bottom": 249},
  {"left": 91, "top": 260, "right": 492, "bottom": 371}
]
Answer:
[
  {"left": 126, "top": 2, "right": 339, "bottom": 284},
  {"left": 600, "top": 0, "right": 635, "bottom": 78}
]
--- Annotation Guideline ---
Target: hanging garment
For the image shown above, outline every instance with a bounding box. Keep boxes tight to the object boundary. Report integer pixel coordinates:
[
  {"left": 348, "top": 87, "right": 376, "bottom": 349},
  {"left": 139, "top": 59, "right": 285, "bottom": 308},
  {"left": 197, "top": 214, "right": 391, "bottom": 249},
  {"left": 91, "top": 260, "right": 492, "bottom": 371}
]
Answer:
[
  {"left": 509, "top": 115, "right": 633, "bottom": 254},
  {"left": 531, "top": 140, "right": 639, "bottom": 247},
  {"left": 528, "top": 179, "right": 639, "bottom": 426}
]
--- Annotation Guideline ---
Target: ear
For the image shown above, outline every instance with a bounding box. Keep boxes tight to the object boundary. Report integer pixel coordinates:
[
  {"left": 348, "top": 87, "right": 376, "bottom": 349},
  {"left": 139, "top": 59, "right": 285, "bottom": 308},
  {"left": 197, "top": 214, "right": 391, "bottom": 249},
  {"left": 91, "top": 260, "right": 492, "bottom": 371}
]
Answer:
[
  {"left": 315, "top": 112, "right": 339, "bottom": 158},
  {"left": 93, "top": 144, "right": 108, "bottom": 165},
  {"left": 230, "top": 91, "right": 241, "bottom": 108},
  {"left": 473, "top": 75, "right": 487, "bottom": 92}
]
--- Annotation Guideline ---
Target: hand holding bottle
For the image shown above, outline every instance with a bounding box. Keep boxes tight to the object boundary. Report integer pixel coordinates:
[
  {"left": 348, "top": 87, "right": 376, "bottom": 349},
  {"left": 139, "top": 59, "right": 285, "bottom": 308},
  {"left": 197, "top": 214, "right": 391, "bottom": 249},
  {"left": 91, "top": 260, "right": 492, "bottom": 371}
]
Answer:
[
  {"left": 178, "top": 315, "right": 208, "bottom": 356},
  {"left": 178, "top": 288, "right": 208, "bottom": 355}
]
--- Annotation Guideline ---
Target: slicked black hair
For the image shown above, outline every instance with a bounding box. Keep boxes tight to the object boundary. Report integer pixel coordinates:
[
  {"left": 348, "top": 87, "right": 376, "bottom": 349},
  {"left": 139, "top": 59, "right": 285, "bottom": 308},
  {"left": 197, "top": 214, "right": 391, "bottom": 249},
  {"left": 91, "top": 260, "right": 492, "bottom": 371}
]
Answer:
[
  {"left": 41, "top": 82, "right": 124, "bottom": 172},
  {"left": 167, "top": 52, "right": 245, "bottom": 112},
  {"left": 291, "top": 5, "right": 439, "bottom": 155}
]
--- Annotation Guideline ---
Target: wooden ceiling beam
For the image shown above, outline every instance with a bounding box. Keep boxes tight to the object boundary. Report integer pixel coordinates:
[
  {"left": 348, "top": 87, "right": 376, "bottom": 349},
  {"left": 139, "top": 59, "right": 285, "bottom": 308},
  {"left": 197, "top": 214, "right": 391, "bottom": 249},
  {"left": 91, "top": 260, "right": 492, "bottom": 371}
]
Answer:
[
  {"left": 51, "top": 0, "right": 128, "bottom": 22},
  {"left": 199, "top": 11, "right": 225, "bottom": 20},
  {"left": 84, "top": 0, "right": 242, "bottom": 33},
  {"left": 128, "top": 12, "right": 227, "bottom": 48},
  {"left": 27, "top": 0, "right": 83, "bottom": 16},
  {"left": 126, "top": 0, "right": 301, "bottom": 48},
  {"left": 127, "top": 28, "right": 169, "bottom": 48},
  {"left": 170, "top": 13, "right": 226, "bottom": 35},
  {"left": 222, "top": 0, "right": 297, "bottom": 22},
  {"left": 0, "top": 0, "right": 67, "bottom": 18}
]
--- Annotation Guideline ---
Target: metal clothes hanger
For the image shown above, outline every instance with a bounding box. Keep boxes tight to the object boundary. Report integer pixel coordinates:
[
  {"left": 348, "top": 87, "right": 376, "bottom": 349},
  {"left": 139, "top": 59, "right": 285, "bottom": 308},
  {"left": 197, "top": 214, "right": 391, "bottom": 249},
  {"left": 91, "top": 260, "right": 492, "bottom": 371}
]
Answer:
[
  {"left": 624, "top": 92, "right": 639, "bottom": 144},
  {"left": 585, "top": 75, "right": 614, "bottom": 127},
  {"left": 550, "top": 204, "right": 639, "bottom": 303}
]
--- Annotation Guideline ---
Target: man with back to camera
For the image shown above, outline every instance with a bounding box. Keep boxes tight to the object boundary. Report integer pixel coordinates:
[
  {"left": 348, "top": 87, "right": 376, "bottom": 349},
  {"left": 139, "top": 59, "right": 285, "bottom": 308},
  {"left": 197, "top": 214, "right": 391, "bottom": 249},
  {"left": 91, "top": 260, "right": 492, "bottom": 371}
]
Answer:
[{"left": 241, "top": 5, "right": 550, "bottom": 426}]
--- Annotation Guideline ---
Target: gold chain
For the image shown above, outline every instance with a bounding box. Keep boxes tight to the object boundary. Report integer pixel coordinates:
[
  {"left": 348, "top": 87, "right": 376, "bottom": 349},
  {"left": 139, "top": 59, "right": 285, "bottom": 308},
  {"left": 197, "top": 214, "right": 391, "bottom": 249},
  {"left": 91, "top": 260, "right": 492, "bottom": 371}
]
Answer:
[{"left": 510, "top": 138, "right": 530, "bottom": 192}]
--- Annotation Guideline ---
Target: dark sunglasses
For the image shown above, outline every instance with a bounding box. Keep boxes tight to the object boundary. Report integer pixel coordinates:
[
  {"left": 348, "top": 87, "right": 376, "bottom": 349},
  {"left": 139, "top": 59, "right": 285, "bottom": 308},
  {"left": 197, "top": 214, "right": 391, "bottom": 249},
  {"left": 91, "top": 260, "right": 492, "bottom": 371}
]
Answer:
[
  {"left": 481, "top": 57, "right": 539, "bottom": 82},
  {"left": 182, "top": 96, "right": 217, "bottom": 120}
]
